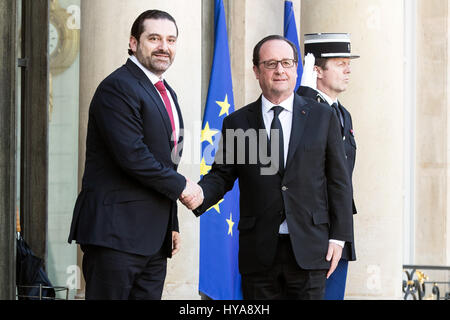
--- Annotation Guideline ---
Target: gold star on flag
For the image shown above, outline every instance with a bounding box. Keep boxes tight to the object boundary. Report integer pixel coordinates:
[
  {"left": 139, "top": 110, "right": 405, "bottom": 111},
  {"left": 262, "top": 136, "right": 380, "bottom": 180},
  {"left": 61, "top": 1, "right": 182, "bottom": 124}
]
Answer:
[
  {"left": 208, "top": 199, "right": 224, "bottom": 214},
  {"left": 216, "top": 95, "right": 231, "bottom": 117},
  {"left": 226, "top": 213, "right": 235, "bottom": 236},
  {"left": 201, "top": 122, "right": 219, "bottom": 146},
  {"left": 200, "top": 157, "right": 212, "bottom": 176}
]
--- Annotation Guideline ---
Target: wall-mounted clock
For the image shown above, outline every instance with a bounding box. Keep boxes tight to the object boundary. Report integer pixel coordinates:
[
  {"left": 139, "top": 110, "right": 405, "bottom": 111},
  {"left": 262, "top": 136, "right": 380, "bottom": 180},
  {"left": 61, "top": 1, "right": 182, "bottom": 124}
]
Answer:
[{"left": 49, "top": 0, "right": 80, "bottom": 76}]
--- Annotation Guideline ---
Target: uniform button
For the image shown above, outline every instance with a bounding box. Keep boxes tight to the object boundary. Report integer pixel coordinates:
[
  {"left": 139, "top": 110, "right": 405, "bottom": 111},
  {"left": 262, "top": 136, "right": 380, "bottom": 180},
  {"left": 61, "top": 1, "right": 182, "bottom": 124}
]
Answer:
[
  {"left": 343, "top": 136, "right": 346, "bottom": 141},
  {"left": 282, "top": 186, "right": 288, "bottom": 191}
]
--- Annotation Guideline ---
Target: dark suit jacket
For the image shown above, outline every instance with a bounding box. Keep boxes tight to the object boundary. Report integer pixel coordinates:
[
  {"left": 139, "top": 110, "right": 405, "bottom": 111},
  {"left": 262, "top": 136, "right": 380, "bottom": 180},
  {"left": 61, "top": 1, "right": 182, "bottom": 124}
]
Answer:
[
  {"left": 297, "top": 85, "right": 357, "bottom": 261},
  {"left": 68, "top": 59, "right": 186, "bottom": 258},
  {"left": 194, "top": 93, "right": 353, "bottom": 275}
]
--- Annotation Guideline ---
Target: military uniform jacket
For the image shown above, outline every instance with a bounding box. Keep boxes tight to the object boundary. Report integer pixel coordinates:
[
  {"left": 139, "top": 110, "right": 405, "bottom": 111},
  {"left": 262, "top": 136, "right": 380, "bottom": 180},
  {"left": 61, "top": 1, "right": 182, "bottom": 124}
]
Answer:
[{"left": 297, "top": 85, "right": 357, "bottom": 261}]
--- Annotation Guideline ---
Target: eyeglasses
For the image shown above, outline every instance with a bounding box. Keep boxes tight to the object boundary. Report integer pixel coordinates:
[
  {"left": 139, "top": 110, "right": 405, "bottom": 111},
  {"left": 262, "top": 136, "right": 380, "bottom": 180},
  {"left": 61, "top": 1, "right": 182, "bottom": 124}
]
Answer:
[{"left": 259, "top": 59, "right": 297, "bottom": 69}]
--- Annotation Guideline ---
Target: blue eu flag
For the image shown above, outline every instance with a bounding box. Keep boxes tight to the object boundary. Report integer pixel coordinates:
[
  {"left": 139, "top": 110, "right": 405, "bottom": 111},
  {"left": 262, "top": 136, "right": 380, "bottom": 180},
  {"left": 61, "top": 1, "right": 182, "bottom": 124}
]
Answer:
[
  {"left": 199, "top": 0, "right": 242, "bottom": 300},
  {"left": 284, "top": 0, "right": 303, "bottom": 90}
]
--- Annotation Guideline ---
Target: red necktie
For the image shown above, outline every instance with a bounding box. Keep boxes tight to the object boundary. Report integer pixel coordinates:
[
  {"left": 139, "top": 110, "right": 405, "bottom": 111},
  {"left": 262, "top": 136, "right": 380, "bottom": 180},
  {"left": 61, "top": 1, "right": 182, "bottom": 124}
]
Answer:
[{"left": 154, "top": 81, "right": 177, "bottom": 152}]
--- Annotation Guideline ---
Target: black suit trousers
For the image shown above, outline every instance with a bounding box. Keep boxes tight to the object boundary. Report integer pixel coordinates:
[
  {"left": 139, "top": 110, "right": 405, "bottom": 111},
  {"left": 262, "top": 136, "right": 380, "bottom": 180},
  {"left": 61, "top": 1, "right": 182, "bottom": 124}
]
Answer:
[
  {"left": 241, "top": 235, "right": 327, "bottom": 300},
  {"left": 81, "top": 245, "right": 167, "bottom": 300}
]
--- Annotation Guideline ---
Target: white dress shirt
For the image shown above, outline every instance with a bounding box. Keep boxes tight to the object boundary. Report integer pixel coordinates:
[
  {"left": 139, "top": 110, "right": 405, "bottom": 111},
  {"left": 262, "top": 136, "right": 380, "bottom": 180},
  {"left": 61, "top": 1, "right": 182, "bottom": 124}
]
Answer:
[
  {"left": 129, "top": 55, "right": 180, "bottom": 142},
  {"left": 261, "top": 93, "right": 344, "bottom": 248},
  {"left": 261, "top": 94, "right": 293, "bottom": 168}
]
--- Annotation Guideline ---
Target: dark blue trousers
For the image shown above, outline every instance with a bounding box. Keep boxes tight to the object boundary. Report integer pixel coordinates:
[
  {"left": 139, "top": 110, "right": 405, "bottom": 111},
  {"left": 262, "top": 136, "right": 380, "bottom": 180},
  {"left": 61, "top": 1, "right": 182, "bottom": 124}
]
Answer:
[{"left": 324, "top": 259, "right": 348, "bottom": 300}]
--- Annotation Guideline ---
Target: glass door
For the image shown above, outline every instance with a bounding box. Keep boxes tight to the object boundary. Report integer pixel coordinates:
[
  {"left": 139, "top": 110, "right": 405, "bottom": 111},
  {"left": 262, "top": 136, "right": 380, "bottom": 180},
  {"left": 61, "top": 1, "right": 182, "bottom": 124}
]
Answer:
[{"left": 46, "top": 0, "right": 81, "bottom": 300}]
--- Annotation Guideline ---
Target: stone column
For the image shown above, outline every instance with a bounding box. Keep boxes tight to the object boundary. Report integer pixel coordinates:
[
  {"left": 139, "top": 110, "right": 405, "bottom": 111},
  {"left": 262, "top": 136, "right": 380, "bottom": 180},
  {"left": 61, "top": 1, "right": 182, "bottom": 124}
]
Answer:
[
  {"left": 79, "top": 0, "right": 202, "bottom": 299},
  {"left": 300, "top": 0, "right": 405, "bottom": 299},
  {"left": 447, "top": 2, "right": 450, "bottom": 267},
  {"left": 414, "top": 0, "right": 450, "bottom": 285},
  {"left": 415, "top": 0, "right": 448, "bottom": 265}
]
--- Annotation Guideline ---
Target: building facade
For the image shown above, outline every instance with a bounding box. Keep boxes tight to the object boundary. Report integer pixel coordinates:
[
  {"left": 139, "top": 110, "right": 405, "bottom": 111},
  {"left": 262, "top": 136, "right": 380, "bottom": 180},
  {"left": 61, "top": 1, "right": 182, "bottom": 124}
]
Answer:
[{"left": 0, "top": 0, "right": 449, "bottom": 300}]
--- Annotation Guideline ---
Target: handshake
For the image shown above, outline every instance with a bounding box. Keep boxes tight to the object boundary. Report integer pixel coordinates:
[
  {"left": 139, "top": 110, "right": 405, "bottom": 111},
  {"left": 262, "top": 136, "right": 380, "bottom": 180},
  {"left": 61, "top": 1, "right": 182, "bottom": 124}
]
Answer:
[{"left": 179, "top": 179, "right": 204, "bottom": 210}]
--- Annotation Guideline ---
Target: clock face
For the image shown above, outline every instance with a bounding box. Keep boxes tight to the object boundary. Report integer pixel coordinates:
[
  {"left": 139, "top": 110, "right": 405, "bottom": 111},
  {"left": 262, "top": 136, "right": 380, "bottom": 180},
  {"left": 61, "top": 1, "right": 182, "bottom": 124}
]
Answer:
[
  {"left": 49, "top": 22, "right": 59, "bottom": 57},
  {"left": 48, "top": 2, "right": 80, "bottom": 76}
]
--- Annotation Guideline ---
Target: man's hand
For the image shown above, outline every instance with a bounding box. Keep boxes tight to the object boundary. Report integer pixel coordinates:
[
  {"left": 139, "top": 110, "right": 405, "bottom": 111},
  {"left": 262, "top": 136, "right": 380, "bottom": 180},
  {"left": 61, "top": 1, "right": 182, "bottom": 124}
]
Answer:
[
  {"left": 326, "top": 242, "right": 343, "bottom": 279},
  {"left": 179, "top": 179, "right": 204, "bottom": 210},
  {"left": 172, "top": 231, "right": 180, "bottom": 256}
]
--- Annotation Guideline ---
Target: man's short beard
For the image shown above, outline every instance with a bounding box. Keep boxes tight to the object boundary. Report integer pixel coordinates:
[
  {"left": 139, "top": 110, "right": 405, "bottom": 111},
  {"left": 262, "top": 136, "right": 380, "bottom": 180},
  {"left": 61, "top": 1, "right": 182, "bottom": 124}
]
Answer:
[
  {"left": 149, "top": 57, "right": 172, "bottom": 72},
  {"left": 136, "top": 48, "right": 172, "bottom": 75}
]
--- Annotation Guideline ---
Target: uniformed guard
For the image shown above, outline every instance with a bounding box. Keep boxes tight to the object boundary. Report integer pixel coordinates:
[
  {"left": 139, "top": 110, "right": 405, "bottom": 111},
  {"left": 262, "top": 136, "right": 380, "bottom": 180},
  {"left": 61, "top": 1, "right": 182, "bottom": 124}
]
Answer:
[{"left": 297, "top": 33, "right": 359, "bottom": 300}]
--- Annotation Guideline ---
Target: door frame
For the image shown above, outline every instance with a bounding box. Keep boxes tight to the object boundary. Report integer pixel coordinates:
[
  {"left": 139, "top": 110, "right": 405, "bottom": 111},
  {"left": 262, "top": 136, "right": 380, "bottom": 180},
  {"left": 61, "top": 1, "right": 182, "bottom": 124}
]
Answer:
[
  {"left": 0, "top": 0, "right": 19, "bottom": 300},
  {"left": 19, "top": 0, "right": 50, "bottom": 266}
]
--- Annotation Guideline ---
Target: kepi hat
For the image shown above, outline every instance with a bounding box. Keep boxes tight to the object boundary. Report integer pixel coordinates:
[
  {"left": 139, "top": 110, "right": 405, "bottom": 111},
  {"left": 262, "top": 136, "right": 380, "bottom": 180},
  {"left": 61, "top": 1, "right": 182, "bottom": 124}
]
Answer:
[{"left": 304, "top": 33, "right": 360, "bottom": 59}]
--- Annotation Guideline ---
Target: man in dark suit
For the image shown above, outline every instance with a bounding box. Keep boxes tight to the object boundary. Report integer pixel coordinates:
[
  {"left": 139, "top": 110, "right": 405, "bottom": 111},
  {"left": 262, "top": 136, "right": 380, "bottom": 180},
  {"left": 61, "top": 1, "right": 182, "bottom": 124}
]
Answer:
[
  {"left": 182, "top": 35, "right": 353, "bottom": 300},
  {"left": 297, "top": 33, "right": 359, "bottom": 300},
  {"left": 68, "top": 10, "right": 202, "bottom": 300}
]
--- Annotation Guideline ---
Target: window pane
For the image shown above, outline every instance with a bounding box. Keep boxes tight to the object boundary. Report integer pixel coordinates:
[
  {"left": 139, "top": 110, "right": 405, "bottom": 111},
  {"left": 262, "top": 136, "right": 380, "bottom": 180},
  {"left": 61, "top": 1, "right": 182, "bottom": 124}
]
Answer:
[{"left": 47, "top": 0, "right": 81, "bottom": 300}]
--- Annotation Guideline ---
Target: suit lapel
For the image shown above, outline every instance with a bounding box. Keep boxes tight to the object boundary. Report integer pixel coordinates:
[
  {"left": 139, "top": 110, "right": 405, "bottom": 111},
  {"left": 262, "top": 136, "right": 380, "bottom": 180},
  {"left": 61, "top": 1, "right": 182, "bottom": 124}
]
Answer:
[
  {"left": 285, "top": 95, "right": 311, "bottom": 173},
  {"left": 165, "top": 81, "right": 183, "bottom": 133},
  {"left": 246, "top": 96, "right": 265, "bottom": 132},
  {"left": 125, "top": 60, "right": 175, "bottom": 148},
  {"left": 245, "top": 97, "right": 272, "bottom": 170},
  {"left": 339, "top": 102, "right": 350, "bottom": 139},
  {"left": 165, "top": 81, "right": 184, "bottom": 156}
]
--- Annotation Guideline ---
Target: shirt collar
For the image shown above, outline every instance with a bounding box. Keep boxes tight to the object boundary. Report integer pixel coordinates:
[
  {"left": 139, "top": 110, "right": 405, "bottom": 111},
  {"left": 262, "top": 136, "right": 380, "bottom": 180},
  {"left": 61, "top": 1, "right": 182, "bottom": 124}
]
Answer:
[
  {"left": 316, "top": 88, "right": 338, "bottom": 106},
  {"left": 261, "top": 93, "right": 294, "bottom": 114},
  {"left": 129, "top": 55, "right": 163, "bottom": 85}
]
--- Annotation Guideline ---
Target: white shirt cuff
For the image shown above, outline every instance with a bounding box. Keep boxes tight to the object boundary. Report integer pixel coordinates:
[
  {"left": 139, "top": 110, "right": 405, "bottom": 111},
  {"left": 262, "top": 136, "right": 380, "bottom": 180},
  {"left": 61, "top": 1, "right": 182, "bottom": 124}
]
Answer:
[{"left": 329, "top": 239, "right": 345, "bottom": 248}]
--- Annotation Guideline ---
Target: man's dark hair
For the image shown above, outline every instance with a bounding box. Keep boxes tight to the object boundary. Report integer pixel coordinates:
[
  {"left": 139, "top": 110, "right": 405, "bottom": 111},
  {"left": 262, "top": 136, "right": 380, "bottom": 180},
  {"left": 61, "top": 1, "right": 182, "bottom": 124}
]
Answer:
[
  {"left": 252, "top": 35, "right": 298, "bottom": 67},
  {"left": 314, "top": 57, "right": 328, "bottom": 70},
  {"left": 128, "top": 10, "right": 178, "bottom": 56}
]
